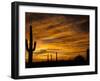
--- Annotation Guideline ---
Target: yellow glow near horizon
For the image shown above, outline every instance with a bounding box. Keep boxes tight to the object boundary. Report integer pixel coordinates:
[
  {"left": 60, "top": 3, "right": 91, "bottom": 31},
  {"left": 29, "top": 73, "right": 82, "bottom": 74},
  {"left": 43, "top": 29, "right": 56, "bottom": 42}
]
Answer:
[{"left": 25, "top": 13, "right": 89, "bottom": 63}]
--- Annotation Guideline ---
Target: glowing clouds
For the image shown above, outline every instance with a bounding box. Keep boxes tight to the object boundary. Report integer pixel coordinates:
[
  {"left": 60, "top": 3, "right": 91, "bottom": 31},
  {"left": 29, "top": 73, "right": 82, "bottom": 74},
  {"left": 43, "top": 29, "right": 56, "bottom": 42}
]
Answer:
[{"left": 25, "top": 13, "right": 89, "bottom": 62}]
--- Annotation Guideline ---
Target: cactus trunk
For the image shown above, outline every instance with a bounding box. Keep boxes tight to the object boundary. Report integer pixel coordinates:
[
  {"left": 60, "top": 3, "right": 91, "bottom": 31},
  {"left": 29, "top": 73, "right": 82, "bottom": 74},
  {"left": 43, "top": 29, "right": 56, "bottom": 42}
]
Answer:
[{"left": 26, "top": 25, "right": 36, "bottom": 65}]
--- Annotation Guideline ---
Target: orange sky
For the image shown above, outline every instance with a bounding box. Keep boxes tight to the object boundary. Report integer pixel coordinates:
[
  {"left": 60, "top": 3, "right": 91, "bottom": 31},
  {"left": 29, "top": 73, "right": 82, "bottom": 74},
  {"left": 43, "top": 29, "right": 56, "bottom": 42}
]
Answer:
[{"left": 25, "top": 13, "right": 89, "bottom": 62}]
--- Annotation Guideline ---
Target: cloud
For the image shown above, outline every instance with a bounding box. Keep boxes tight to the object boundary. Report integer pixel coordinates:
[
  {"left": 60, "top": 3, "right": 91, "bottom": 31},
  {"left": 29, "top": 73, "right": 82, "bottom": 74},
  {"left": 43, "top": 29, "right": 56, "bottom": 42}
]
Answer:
[{"left": 25, "top": 13, "right": 89, "bottom": 59}]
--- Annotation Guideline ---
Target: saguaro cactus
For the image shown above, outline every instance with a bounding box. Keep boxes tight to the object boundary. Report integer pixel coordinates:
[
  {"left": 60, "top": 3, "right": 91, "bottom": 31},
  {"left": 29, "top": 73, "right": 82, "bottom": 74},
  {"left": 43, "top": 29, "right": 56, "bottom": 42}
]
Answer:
[
  {"left": 86, "top": 48, "right": 89, "bottom": 64},
  {"left": 55, "top": 52, "right": 57, "bottom": 61},
  {"left": 26, "top": 25, "right": 36, "bottom": 65}
]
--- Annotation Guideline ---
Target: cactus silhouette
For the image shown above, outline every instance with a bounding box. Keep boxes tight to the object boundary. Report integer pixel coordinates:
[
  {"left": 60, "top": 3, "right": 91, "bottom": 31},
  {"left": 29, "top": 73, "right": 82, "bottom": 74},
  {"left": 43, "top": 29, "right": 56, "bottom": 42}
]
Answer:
[
  {"left": 26, "top": 25, "right": 36, "bottom": 65},
  {"left": 86, "top": 48, "right": 89, "bottom": 64},
  {"left": 55, "top": 52, "right": 57, "bottom": 61}
]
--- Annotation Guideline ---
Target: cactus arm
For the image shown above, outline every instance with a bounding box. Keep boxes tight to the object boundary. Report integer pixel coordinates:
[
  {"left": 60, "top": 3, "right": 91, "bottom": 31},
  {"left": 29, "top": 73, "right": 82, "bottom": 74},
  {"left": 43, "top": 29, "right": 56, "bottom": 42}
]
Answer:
[
  {"left": 25, "top": 39, "right": 29, "bottom": 51},
  {"left": 32, "top": 41, "right": 36, "bottom": 51}
]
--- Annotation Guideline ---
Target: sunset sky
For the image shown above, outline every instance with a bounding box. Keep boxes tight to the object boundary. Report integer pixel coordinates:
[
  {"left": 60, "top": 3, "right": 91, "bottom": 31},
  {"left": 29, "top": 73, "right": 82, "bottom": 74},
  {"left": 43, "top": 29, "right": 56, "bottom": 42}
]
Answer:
[{"left": 25, "top": 13, "right": 89, "bottom": 62}]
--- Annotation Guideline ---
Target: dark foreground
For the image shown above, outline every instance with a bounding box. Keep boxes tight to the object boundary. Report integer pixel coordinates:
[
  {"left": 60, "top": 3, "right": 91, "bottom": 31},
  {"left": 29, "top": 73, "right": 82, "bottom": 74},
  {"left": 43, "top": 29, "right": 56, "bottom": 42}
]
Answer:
[{"left": 26, "top": 58, "right": 89, "bottom": 68}]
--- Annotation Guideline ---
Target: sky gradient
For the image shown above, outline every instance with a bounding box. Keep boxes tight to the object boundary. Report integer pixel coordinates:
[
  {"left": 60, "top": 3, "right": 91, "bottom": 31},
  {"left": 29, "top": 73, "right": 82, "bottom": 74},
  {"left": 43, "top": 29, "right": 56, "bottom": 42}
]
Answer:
[{"left": 25, "top": 13, "right": 89, "bottom": 62}]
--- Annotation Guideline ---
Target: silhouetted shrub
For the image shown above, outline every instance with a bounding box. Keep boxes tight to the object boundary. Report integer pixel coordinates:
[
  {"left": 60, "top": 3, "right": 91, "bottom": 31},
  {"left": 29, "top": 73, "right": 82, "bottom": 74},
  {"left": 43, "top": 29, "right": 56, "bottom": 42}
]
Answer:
[{"left": 74, "top": 55, "right": 85, "bottom": 64}]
